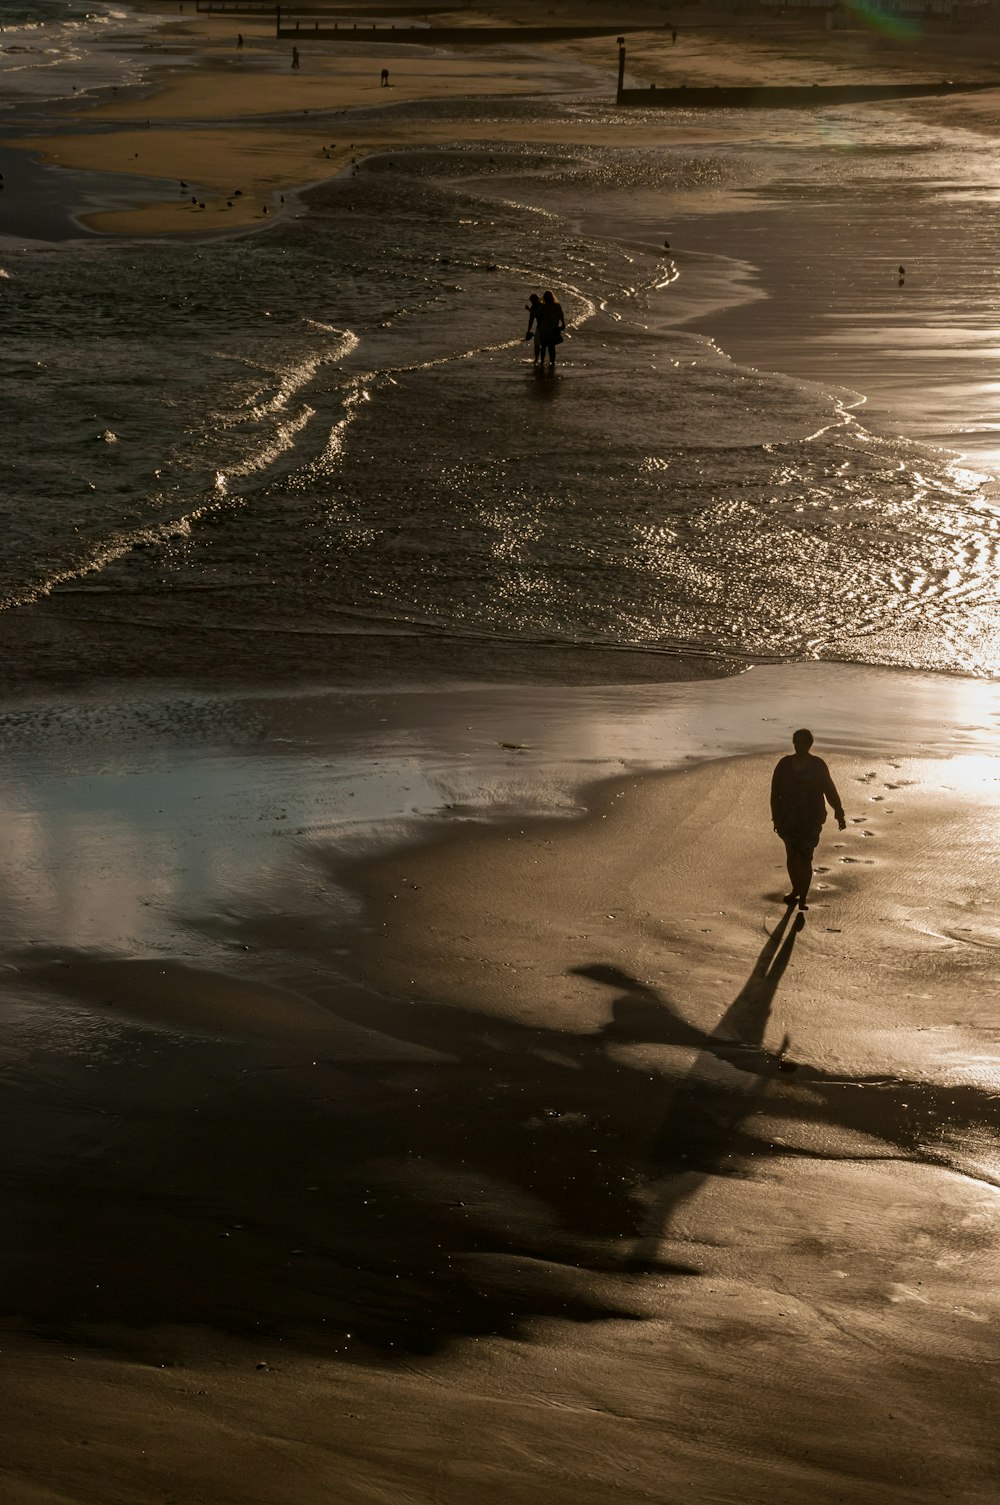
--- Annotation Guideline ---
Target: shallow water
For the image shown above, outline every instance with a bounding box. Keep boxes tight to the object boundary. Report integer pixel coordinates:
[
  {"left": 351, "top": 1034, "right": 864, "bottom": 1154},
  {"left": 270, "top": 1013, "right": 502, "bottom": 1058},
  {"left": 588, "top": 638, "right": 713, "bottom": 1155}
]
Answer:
[
  {"left": 3, "top": 28, "right": 1000, "bottom": 687},
  {"left": 0, "top": 0, "right": 152, "bottom": 109}
]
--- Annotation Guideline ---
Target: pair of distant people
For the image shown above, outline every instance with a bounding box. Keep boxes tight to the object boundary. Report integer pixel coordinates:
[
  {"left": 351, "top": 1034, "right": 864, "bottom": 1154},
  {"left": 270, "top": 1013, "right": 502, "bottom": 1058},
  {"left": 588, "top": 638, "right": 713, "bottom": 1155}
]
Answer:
[{"left": 524, "top": 290, "right": 566, "bottom": 368}]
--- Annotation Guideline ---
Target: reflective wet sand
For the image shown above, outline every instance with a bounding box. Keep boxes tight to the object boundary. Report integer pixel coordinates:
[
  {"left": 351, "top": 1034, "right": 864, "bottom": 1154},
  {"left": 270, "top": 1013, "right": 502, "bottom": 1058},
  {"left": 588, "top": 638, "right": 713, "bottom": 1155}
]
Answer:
[{"left": 1, "top": 662, "right": 997, "bottom": 1502}]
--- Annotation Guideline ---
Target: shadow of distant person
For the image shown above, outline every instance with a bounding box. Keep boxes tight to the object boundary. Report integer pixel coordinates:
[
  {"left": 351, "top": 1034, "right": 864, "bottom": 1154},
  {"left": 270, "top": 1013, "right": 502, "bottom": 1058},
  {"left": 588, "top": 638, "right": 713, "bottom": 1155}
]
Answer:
[
  {"left": 586, "top": 908, "right": 801, "bottom": 1071},
  {"left": 574, "top": 908, "right": 802, "bottom": 1271},
  {"left": 575, "top": 907, "right": 1000, "bottom": 1276}
]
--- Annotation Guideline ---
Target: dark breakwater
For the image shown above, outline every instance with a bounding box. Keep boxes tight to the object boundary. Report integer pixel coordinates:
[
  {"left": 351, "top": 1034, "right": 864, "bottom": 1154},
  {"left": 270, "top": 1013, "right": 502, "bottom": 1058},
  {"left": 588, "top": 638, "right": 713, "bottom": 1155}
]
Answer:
[{"left": 615, "top": 80, "right": 995, "bottom": 108}]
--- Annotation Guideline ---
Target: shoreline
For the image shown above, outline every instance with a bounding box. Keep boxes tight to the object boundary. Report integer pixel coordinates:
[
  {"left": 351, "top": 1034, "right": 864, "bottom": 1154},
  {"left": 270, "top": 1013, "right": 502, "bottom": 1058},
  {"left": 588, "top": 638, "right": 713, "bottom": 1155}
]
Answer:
[{"left": 5, "top": 11, "right": 1000, "bottom": 683}]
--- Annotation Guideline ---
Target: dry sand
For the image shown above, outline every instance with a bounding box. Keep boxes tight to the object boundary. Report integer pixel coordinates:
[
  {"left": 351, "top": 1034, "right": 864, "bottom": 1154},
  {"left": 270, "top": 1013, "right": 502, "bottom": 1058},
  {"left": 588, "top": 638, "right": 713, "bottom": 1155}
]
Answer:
[{"left": 1, "top": 663, "right": 998, "bottom": 1502}]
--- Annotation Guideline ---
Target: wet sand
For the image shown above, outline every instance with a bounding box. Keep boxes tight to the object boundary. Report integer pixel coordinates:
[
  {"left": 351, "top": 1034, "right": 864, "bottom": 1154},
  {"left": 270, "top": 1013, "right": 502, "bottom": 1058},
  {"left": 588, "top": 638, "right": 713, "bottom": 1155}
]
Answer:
[{"left": 1, "top": 663, "right": 998, "bottom": 1502}]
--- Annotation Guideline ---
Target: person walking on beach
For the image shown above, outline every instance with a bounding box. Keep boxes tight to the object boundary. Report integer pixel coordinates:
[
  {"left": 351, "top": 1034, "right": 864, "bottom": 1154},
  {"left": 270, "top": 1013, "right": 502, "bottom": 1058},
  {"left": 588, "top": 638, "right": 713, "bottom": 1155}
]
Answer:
[
  {"left": 535, "top": 289, "right": 566, "bottom": 370},
  {"left": 770, "top": 728, "right": 846, "bottom": 912},
  {"left": 236, "top": 32, "right": 244, "bottom": 50},
  {"left": 524, "top": 293, "right": 542, "bottom": 364},
  {"left": 291, "top": 45, "right": 300, "bottom": 69},
  {"left": 380, "top": 67, "right": 390, "bottom": 87}
]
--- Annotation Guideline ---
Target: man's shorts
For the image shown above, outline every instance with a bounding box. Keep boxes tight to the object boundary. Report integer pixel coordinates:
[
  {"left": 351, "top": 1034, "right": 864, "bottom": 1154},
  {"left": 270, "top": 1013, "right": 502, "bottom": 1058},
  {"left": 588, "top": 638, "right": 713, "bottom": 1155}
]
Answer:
[{"left": 776, "top": 823, "right": 821, "bottom": 860}]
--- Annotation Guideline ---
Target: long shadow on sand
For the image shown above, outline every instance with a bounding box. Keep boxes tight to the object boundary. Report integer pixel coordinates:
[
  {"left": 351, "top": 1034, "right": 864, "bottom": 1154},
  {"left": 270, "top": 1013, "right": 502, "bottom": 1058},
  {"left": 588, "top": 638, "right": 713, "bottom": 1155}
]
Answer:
[{"left": 6, "top": 909, "right": 1000, "bottom": 1361}]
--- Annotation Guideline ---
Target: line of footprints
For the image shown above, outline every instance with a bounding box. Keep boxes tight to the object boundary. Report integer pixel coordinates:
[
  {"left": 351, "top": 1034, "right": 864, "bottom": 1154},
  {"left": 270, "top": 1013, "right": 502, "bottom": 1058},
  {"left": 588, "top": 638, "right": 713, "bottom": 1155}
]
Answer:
[{"left": 812, "top": 762, "right": 911, "bottom": 896}]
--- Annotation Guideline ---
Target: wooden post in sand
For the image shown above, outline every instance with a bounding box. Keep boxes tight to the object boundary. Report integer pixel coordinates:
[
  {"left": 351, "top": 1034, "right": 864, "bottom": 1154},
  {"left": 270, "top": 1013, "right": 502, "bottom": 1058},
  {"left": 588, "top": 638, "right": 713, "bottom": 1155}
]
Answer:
[{"left": 616, "top": 37, "right": 626, "bottom": 104}]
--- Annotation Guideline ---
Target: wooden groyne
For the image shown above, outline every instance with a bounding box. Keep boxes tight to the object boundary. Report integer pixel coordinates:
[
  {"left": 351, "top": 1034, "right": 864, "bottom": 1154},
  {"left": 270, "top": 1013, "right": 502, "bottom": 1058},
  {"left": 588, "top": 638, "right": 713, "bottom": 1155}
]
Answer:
[
  {"left": 615, "top": 80, "right": 996, "bottom": 108},
  {"left": 196, "top": 1, "right": 442, "bottom": 12},
  {"left": 196, "top": 0, "right": 275, "bottom": 11},
  {"left": 274, "top": 19, "right": 633, "bottom": 44}
]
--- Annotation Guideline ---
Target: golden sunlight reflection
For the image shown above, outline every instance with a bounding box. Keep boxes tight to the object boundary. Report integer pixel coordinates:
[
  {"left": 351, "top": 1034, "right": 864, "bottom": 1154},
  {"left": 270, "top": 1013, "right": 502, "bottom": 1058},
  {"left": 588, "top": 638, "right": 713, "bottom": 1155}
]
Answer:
[{"left": 938, "top": 751, "right": 1000, "bottom": 796}]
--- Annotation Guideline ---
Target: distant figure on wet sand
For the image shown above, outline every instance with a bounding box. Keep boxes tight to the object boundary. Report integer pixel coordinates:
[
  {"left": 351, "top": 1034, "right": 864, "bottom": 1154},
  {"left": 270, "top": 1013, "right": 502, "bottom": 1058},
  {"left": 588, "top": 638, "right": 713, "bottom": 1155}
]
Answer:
[
  {"left": 535, "top": 289, "right": 566, "bottom": 370},
  {"left": 236, "top": 32, "right": 243, "bottom": 50},
  {"left": 770, "top": 728, "right": 846, "bottom": 912},
  {"left": 291, "top": 46, "right": 300, "bottom": 69},
  {"left": 524, "top": 293, "right": 542, "bottom": 364},
  {"left": 380, "top": 68, "right": 390, "bottom": 87}
]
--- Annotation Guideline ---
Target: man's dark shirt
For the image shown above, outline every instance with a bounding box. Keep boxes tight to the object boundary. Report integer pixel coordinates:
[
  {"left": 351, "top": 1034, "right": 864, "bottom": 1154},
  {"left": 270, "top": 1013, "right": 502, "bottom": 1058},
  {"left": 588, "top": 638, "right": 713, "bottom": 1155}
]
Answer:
[{"left": 771, "top": 754, "right": 844, "bottom": 834}]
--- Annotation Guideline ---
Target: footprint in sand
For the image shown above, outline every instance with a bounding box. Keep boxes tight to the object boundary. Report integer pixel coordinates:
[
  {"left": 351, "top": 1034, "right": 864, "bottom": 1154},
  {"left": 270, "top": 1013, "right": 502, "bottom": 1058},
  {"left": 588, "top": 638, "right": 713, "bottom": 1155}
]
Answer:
[
  {"left": 851, "top": 817, "right": 867, "bottom": 824},
  {"left": 943, "top": 925, "right": 1000, "bottom": 950},
  {"left": 841, "top": 856, "right": 875, "bottom": 864},
  {"left": 870, "top": 795, "right": 884, "bottom": 802}
]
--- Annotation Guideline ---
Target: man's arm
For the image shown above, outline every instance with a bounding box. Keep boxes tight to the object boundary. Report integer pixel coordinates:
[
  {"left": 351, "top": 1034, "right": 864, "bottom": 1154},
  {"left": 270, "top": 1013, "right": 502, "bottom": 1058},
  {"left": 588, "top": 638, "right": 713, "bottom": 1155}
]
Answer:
[
  {"left": 770, "top": 761, "right": 785, "bottom": 826},
  {"left": 821, "top": 762, "right": 847, "bottom": 829}
]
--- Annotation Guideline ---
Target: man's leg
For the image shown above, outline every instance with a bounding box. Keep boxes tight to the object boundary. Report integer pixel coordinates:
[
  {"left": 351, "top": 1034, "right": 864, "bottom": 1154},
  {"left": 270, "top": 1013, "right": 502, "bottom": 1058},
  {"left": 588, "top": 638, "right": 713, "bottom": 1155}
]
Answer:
[
  {"left": 794, "top": 849, "right": 813, "bottom": 909},
  {"left": 783, "top": 840, "right": 811, "bottom": 906}
]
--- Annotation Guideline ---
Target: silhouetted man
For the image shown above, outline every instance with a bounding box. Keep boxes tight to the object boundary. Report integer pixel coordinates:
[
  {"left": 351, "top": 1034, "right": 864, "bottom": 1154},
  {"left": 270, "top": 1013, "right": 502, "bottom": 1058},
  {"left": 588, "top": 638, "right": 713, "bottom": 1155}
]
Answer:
[{"left": 771, "top": 728, "right": 845, "bottom": 912}]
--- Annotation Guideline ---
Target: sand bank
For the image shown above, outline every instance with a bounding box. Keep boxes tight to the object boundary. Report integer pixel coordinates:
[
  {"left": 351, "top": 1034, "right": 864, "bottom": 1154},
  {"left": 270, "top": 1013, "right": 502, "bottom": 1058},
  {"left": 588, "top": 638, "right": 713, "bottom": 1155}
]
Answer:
[
  {"left": 1, "top": 661, "right": 998, "bottom": 1502},
  {"left": 11, "top": 0, "right": 1000, "bottom": 238},
  {"left": 8, "top": 0, "right": 616, "bottom": 234}
]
